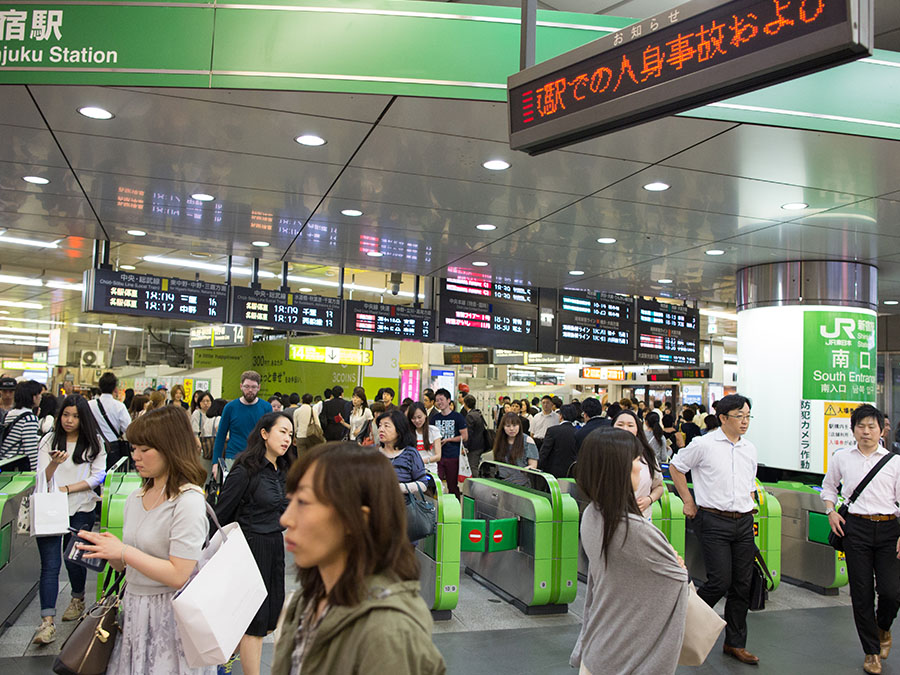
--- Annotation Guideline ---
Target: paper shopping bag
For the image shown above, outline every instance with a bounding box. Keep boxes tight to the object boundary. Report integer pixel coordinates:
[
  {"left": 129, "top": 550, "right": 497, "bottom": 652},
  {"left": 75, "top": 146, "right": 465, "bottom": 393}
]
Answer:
[
  {"left": 30, "top": 474, "right": 69, "bottom": 536},
  {"left": 172, "top": 522, "right": 267, "bottom": 667},
  {"left": 458, "top": 453, "right": 472, "bottom": 481}
]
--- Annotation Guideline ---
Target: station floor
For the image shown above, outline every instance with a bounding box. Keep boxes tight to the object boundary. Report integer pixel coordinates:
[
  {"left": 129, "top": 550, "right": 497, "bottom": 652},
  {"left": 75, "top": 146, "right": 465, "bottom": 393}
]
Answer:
[{"left": 0, "top": 555, "right": 883, "bottom": 675}]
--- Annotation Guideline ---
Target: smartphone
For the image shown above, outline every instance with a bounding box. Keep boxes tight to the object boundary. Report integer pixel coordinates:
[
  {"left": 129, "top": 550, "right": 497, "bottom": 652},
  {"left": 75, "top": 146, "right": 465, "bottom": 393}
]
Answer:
[{"left": 64, "top": 527, "right": 107, "bottom": 573}]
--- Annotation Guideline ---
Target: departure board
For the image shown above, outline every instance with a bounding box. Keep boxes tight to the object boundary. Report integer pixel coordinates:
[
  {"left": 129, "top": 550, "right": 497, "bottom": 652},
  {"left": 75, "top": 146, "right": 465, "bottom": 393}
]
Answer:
[
  {"left": 444, "top": 269, "right": 535, "bottom": 304},
  {"left": 82, "top": 268, "right": 228, "bottom": 321},
  {"left": 438, "top": 280, "right": 539, "bottom": 352},
  {"left": 557, "top": 290, "right": 634, "bottom": 360},
  {"left": 229, "top": 287, "right": 341, "bottom": 333},
  {"left": 636, "top": 299, "right": 699, "bottom": 365},
  {"left": 344, "top": 301, "right": 435, "bottom": 342}
]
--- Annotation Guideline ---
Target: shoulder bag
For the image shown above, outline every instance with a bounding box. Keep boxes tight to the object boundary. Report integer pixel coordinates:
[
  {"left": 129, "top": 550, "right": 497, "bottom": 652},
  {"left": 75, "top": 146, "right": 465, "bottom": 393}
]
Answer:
[
  {"left": 53, "top": 570, "right": 125, "bottom": 675},
  {"left": 404, "top": 482, "right": 436, "bottom": 542},
  {"left": 306, "top": 406, "right": 325, "bottom": 447},
  {"left": 749, "top": 547, "right": 775, "bottom": 611},
  {"left": 828, "top": 453, "right": 895, "bottom": 552},
  {"left": 96, "top": 400, "right": 133, "bottom": 471},
  {"left": 679, "top": 582, "right": 726, "bottom": 666}
]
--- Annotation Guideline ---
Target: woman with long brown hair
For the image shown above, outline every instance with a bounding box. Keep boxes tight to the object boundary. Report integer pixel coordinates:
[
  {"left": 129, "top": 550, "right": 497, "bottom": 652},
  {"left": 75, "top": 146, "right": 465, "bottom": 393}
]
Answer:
[
  {"left": 77, "top": 406, "right": 213, "bottom": 674},
  {"left": 612, "top": 409, "right": 665, "bottom": 519},
  {"left": 271, "top": 442, "right": 445, "bottom": 674},
  {"left": 491, "top": 412, "right": 538, "bottom": 486}
]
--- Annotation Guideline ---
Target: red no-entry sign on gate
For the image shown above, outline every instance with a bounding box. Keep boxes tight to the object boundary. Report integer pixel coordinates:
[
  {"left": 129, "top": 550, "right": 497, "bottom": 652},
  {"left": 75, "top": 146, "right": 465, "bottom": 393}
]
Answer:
[
  {"left": 493, "top": 530, "right": 503, "bottom": 543},
  {"left": 468, "top": 530, "right": 483, "bottom": 543}
]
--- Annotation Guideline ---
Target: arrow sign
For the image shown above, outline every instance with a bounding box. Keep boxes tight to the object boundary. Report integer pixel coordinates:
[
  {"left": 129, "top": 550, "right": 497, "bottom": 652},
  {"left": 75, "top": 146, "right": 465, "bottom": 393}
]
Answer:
[{"left": 325, "top": 348, "right": 339, "bottom": 363}]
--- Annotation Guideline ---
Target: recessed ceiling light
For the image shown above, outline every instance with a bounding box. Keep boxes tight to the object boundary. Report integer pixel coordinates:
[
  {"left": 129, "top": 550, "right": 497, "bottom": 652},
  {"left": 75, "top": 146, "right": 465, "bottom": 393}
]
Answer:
[
  {"left": 22, "top": 176, "right": 50, "bottom": 185},
  {"left": 781, "top": 202, "right": 808, "bottom": 210},
  {"left": 0, "top": 300, "right": 42, "bottom": 309},
  {"left": 643, "top": 181, "right": 670, "bottom": 191},
  {"left": 483, "top": 159, "right": 510, "bottom": 171},
  {"left": 0, "top": 311, "right": 9, "bottom": 315},
  {"left": 252, "top": 241, "right": 270, "bottom": 247},
  {"left": 341, "top": 209, "right": 363, "bottom": 217},
  {"left": 705, "top": 249, "right": 726, "bottom": 256},
  {"left": 119, "top": 264, "right": 136, "bottom": 271},
  {"left": 77, "top": 106, "right": 114, "bottom": 120},
  {"left": 597, "top": 237, "right": 617, "bottom": 244},
  {"left": 476, "top": 224, "right": 497, "bottom": 231},
  {"left": 366, "top": 251, "right": 384, "bottom": 258},
  {"left": 127, "top": 229, "right": 146, "bottom": 237},
  {"left": 569, "top": 270, "right": 585, "bottom": 276},
  {"left": 885, "top": 300, "right": 899, "bottom": 306},
  {"left": 191, "top": 193, "right": 215, "bottom": 202},
  {"left": 658, "top": 278, "right": 673, "bottom": 284},
  {"left": 298, "top": 287, "right": 313, "bottom": 293},
  {"left": 472, "top": 261, "right": 489, "bottom": 267},
  {"left": 295, "top": 134, "right": 326, "bottom": 147},
  {"left": 0, "top": 234, "right": 58, "bottom": 248}
]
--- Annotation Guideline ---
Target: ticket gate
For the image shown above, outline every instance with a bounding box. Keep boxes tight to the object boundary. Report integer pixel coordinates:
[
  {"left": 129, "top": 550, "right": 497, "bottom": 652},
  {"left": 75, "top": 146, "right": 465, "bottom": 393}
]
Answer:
[
  {"left": 97, "top": 457, "right": 142, "bottom": 599},
  {"left": 416, "top": 473, "right": 461, "bottom": 620},
  {"left": 762, "top": 481, "right": 846, "bottom": 594},
  {"left": 0, "top": 456, "right": 38, "bottom": 634},
  {"left": 461, "top": 461, "right": 578, "bottom": 615},
  {"left": 677, "top": 479, "right": 782, "bottom": 590}
]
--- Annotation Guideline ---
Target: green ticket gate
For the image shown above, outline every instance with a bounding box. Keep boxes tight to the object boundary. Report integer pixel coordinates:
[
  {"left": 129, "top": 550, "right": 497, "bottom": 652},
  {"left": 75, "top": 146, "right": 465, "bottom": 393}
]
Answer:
[
  {"left": 675, "top": 479, "right": 782, "bottom": 591},
  {"left": 461, "top": 461, "right": 578, "bottom": 615},
  {"left": 416, "top": 473, "right": 461, "bottom": 620},
  {"left": 762, "top": 481, "right": 846, "bottom": 593},
  {"left": 97, "top": 458, "right": 142, "bottom": 600},
  {"left": 0, "top": 456, "right": 38, "bottom": 635}
]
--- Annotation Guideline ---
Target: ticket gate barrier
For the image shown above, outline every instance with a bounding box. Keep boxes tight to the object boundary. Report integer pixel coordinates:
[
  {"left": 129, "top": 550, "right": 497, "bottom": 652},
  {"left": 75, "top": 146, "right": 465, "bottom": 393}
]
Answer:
[
  {"left": 416, "top": 473, "right": 461, "bottom": 620},
  {"left": 0, "top": 456, "right": 38, "bottom": 635},
  {"left": 675, "top": 479, "right": 782, "bottom": 591},
  {"left": 97, "top": 457, "right": 142, "bottom": 600},
  {"left": 762, "top": 481, "right": 846, "bottom": 594},
  {"left": 461, "top": 461, "right": 578, "bottom": 615}
]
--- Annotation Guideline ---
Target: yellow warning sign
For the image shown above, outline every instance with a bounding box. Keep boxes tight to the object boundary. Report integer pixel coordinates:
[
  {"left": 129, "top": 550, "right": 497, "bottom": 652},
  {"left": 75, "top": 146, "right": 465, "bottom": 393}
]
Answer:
[{"left": 823, "top": 402, "right": 855, "bottom": 472}]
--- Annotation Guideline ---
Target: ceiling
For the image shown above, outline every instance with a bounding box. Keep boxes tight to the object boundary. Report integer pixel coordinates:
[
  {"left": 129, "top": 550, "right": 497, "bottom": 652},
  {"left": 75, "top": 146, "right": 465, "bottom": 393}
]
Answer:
[{"left": 2, "top": 1, "right": 900, "bottom": 359}]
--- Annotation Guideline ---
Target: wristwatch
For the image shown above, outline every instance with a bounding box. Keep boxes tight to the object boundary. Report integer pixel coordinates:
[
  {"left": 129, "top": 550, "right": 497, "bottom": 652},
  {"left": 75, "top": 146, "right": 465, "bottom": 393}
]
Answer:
[{"left": 825, "top": 507, "right": 834, "bottom": 515}]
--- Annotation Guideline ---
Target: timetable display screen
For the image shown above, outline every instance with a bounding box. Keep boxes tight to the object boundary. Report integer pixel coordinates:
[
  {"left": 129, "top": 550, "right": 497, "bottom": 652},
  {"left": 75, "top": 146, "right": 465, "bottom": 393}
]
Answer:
[
  {"left": 82, "top": 268, "right": 228, "bottom": 321},
  {"left": 344, "top": 301, "right": 435, "bottom": 342},
  {"left": 636, "top": 298, "right": 699, "bottom": 365},
  {"left": 557, "top": 290, "right": 634, "bottom": 361},
  {"left": 438, "top": 280, "right": 538, "bottom": 352},
  {"left": 444, "top": 269, "right": 535, "bottom": 304},
  {"left": 229, "top": 287, "right": 341, "bottom": 333}
]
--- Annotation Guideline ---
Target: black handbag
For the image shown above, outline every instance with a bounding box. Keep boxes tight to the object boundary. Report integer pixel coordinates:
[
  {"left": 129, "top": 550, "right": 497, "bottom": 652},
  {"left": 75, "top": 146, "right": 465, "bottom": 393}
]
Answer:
[
  {"left": 827, "top": 453, "right": 894, "bottom": 552},
  {"left": 53, "top": 570, "right": 125, "bottom": 675},
  {"left": 749, "top": 547, "right": 774, "bottom": 611},
  {"left": 405, "top": 484, "right": 436, "bottom": 542}
]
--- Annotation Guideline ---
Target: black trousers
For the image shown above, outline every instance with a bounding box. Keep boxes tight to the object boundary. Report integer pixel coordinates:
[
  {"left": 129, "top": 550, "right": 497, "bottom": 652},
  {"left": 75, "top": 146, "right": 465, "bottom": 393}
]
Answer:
[
  {"left": 844, "top": 514, "right": 900, "bottom": 655},
  {"left": 695, "top": 510, "right": 756, "bottom": 648}
]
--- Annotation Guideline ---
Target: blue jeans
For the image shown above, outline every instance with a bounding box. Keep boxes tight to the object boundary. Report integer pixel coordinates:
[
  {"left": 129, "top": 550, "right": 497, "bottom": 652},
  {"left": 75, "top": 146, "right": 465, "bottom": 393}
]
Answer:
[{"left": 37, "top": 510, "right": 96, "bottom": 617}]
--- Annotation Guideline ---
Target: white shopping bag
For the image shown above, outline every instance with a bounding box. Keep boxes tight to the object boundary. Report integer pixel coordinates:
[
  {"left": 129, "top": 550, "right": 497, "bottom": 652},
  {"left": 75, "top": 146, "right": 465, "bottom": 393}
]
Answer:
[
  {"left": 458, "top": 452, "right": 472, "bottom": 481},
  {"left": 172, "top": 522, "right": 267, "bottom": 667},
  {"left": 30, "top": 473, "right": 69, "bottom": 536}
]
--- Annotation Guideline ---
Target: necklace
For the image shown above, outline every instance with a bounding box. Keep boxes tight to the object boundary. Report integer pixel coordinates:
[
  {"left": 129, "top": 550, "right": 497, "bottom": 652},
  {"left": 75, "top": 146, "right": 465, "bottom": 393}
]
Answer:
[{"left": 144, "top": 482, "right": 167, "bottom": 511}]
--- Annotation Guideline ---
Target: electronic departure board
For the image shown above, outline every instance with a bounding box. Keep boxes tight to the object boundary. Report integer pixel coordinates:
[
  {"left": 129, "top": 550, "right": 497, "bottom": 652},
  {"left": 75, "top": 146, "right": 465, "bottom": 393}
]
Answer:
[
  {"left": 83, "top": 268, "right": 228, "bottom": 321},
  {"left": 508, "top": 0, "right": 871, "bottom": 154},
  {"left": 444, "top": 269, "right": 535, "bottom": 304},
  {"left": 344, "top": 301, "right": 435, "bottom": 342},
  {"left": 438, "top": 280, "right": 539, "bottom": 352},
  {"left": 229, "top": 287, "right": 341, "bottom": 333},
  {"left": 557, "top": 290, "right": 634, "bottom": 360},
  {"left": 636, "top": 298, "right": 699, "bottom": 365}
]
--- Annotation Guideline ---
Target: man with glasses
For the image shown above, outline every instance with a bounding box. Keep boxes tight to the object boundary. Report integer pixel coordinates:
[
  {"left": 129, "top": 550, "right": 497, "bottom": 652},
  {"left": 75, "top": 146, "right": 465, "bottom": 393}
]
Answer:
[
  {"left": 211, "top": 370, "right": 272, "bottom": 478},
  {"left": 670, "top": 394, "right": 759, "bottom": 665}
]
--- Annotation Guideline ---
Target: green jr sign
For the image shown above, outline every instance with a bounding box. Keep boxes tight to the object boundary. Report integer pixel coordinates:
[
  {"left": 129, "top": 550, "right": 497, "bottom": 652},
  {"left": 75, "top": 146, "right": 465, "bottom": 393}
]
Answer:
[{"left": 802, "top": 310, "right": 876, "bottom": 402}]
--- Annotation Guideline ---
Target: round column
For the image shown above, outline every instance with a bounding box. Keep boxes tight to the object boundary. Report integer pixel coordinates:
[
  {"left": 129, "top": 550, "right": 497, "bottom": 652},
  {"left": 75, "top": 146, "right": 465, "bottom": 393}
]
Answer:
[{"left": 736, "top": 261, "right": 877, "bottom": 472}]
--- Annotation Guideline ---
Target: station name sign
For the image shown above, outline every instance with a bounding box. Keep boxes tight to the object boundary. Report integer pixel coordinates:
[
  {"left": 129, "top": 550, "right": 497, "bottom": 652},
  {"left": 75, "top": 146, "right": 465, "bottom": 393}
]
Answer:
[{"left": 508, "top": 0, "right": 872, "bottom": 154}]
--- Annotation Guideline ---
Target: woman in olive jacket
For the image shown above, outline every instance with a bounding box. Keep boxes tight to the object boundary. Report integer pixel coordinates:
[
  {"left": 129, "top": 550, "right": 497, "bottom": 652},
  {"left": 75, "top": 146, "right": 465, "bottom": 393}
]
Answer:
[{"left": 272, "top": 442, "right": 445, "bottom": 675}]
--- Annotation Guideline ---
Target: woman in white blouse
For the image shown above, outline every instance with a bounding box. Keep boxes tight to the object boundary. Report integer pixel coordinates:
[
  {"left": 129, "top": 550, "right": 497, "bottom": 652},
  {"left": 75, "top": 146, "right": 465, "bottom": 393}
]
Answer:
[
  {"left": 190, "top": 391, "right": 217, "bottom": 475},
  {"left": 343, "top": 386, "right": 374, "bottom": 443},
  {"left": 31, "top": 394, "right": 107, "bottom": 645}
]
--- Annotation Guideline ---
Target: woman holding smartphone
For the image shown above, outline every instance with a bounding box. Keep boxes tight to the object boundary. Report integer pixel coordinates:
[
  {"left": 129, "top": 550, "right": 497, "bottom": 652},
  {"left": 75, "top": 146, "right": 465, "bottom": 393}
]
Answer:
[{"left": 32, "top": 395, "right": 106, "bottom": 645}]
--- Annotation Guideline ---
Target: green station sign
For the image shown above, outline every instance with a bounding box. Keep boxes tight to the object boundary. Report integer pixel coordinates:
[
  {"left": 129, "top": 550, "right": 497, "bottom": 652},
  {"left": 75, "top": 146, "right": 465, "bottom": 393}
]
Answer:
[{"left": 802, "top": 310, "right": 876, "bottom": 402}]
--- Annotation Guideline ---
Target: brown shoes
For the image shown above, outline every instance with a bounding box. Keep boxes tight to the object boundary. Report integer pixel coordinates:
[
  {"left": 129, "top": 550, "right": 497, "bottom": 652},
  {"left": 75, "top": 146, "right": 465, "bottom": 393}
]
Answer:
[
  {"left": 879, "top": 629, "right": 892, "bottom": 660},
  {"left": 864, "top": 654, "right": 882, "bottom": 674},
  {"left": 723, "top": 644, "right": 760, "bottom": 665}
]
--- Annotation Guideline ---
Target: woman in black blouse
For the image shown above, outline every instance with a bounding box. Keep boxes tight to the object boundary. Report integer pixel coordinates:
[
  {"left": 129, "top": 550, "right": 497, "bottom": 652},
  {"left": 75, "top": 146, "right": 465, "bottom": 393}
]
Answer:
[{"left": 214, "top": 411, "right": 292, "bottom": 675}]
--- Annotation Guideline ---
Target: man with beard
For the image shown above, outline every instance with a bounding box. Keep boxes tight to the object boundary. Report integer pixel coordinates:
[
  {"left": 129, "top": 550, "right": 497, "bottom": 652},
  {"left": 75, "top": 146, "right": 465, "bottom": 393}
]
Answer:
[{"left": 212, "top": 370, "right": 272, "bottom": 477}]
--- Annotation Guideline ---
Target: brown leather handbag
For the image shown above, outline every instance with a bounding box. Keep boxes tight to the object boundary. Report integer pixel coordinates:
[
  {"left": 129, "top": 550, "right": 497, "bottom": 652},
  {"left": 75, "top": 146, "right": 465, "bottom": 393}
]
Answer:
[{"left": 53, "top": 570, "right": 125, "bottom": 675}]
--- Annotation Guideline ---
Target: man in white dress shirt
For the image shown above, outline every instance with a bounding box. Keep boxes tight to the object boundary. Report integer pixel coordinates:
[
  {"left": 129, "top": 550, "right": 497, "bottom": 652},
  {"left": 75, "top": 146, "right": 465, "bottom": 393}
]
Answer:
[
  {"left": 88, "top": 372, "right": 131, "bottom": 444},
  {"left": 529, "top": 395, "right": 560, "bottom": 450},
  {"left": 822, "top": 404, "right": 900, "bottom": 675},
  {"left": 670, "top": 394, "right": 759, "bottom": 665}
]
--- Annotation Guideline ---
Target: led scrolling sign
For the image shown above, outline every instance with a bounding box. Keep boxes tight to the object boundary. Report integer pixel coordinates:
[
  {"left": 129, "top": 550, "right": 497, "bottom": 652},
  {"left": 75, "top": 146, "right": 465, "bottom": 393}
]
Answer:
[{"left": 509, "top": 0, "right": 871, "bottom": 154}]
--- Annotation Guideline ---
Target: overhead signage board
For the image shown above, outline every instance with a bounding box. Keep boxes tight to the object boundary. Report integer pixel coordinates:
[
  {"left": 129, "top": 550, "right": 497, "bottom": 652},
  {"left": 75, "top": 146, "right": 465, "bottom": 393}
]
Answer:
[
  {"left": 438, "top": 280, "right": 539, "bottom": 352},
  {"left": 581, "top": 366, "right": 626, "bottom": 380},
  {"left": 2, "top": 360, "right": 48, "bottom": 371},
  {"left": 444, "top": 350, "right": 492, "bottom": 365},
  {"left": 188, "top": 324, "right": 246, "bottom": 349},
  {"left": 557, "top": 290, "right": 634, "bottom": 360},
  {"left": 646, "top": 367, "right": 711, "bottom": 381},
  {"left": 636, "top": 299, "right": 700, "bottom": 365},
  {"left": 285, "top": 344, "right": 373, "bottom": 366},
  {"left": 230, "top": 287, "right": 341, "bottom": 333},
  {"left": 444, "top": 269, "right": 536, "bottom": 304},
  {"left": 508, "top": 0, "right": 873, "bottom": 154},
  {"left": 83, "top": 268, "right": 228, "bottom": 322},
  {"left": 344, "top": 300, "right": 435, "bottom": 342}
]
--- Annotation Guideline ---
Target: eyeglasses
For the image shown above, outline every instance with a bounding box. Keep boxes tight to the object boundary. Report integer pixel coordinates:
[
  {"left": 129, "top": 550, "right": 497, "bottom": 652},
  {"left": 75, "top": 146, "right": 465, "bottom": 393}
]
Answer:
[{"left": 726, "top": 414, "right": 753, "bottom": 421}]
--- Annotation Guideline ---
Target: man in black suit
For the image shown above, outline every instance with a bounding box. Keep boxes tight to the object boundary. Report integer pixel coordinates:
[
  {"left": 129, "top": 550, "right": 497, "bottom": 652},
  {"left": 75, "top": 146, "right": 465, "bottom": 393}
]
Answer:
[
  {"left": 322, "top": 385, "right": 352, "bottom": 441},
  {"left": 574, "top": 397, "right": 611, "bottom": 452},
  {"left": 539, "top": 404, "right": 580, "bottom": 477}
]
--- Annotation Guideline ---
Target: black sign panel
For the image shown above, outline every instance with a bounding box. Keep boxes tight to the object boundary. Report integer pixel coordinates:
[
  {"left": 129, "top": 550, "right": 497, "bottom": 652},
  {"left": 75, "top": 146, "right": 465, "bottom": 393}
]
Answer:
[
  {"left": 229, "top": 287, "right": 341, "bottom": 333},
  {"left": 444, "top": 271, "right": 536, "bottom": 304},
  {"left": 82, "top": 268, "right": 228, "bottom": 321},
  {"left": 647, "top": 367, "right": 712, "bottom": 381},
  {"left": 188, "top": 324, "right": 246, "bottom": 349},
  {"left": 636, "top": 299, "right": 700, "bottom": 365},
  {"left": 557, "top": 290, "right": 634, "bottom": 360},
  {"left": 443, "top": 350, "right": 492, "bottom": 365},
  {"left": 344, "top": 301, "right": 435, "bottom": 342},
  {"left": 438, "top": 280, "right": 539, "bottom": 352},
  {"left": 509, "top": 0, "right": 871, "bottom": 154}
]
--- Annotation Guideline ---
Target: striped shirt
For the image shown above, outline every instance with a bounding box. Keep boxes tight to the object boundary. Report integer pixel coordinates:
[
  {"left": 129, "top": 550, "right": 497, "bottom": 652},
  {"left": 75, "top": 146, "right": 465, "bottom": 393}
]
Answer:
[
  {"left": 290, "top": 601, "right": 330, "bottom": 675},
  {"left": 0, "top": 408, "right": 40, "bottom": 470}
]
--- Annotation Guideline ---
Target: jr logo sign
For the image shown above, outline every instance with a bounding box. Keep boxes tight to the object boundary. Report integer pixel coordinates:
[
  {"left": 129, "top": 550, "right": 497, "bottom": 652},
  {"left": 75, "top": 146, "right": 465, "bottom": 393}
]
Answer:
[{"left": 820, "top": 318, "right": 856, "bottom": 340}]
